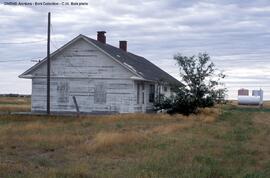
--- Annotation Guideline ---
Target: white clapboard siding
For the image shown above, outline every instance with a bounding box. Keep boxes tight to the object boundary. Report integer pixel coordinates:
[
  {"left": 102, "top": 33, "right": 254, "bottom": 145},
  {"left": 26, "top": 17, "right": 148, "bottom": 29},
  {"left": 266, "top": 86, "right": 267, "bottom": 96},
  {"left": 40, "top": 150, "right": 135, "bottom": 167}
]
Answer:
[
  {"left": 31, "top": 39, "right": 133, "bottom": 79},
  {"left": 29, "top": 38, "right": 162, "bottom": 113},
  {"left": 31, "top": 77, "right": 137, "bottom": 113}
]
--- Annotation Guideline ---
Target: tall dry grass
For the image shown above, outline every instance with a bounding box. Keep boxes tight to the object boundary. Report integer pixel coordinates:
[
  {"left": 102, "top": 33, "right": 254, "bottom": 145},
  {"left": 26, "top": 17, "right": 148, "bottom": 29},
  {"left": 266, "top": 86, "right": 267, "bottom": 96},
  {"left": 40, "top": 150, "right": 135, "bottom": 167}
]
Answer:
[
  {"left": 82, "top": 131, "right": 147, "bottom": 152},
  {"left": 1, "top": 132, "right": 85, "bottom": 150},
  {"left": 0, "top": 105, "right": 30, "bottom": 112},
  {"left": 0, "top": 97, "right": 30, "bottom": 104},
  {"left": 22, "top": 134, "right": 83, "bottom": 145},
  {"left": 1, "top": 102, "right": 270, "bottom": 178},
  {"left": 93, "top": 107, "right": 220, "bottom": 124},
  {"left": 196, "top": 107, "right": 221, "bottom": 123},
  {"left": 0, "top": 121, "right": 63, "bottom": 134},
  {"left": 77, "top": 107, "right": 221, "bottom": 152},
  {"left": 0, "top": 101, "right": 221, "bottom": 158},
  {"left": 78, "top": 108, "right": 221, "bottom": 153},
  {"left": 93, "top": 113, "right": 176, "bottom": 124},
  {"left": 0, "top": 96, "right": 31, "bottom": 112},
  {"left": 151, "top": 123, "right": 193, "bottom": 135}
]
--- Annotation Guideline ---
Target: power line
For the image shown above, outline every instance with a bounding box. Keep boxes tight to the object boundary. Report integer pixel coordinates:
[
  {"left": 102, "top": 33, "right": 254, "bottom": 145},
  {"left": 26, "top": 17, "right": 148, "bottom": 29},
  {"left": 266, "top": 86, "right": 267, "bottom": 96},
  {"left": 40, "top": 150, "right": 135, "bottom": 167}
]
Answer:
[
  {"left": 0, "top": 40, "right": 47, "bottom": 45},
  {"left": 0, "top": 57, "right": 43, "bottom": 63},
  {"left": 0, "top": 59, "right": 30, "bottom": 63}
]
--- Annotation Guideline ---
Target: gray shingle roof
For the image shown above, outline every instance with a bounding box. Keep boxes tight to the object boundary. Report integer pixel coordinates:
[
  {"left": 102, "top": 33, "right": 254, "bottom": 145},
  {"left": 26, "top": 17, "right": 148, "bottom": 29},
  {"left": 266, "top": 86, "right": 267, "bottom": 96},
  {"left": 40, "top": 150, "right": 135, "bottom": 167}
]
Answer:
[{"left": 83, "top": 35, "right": 182, "bottom": 86}]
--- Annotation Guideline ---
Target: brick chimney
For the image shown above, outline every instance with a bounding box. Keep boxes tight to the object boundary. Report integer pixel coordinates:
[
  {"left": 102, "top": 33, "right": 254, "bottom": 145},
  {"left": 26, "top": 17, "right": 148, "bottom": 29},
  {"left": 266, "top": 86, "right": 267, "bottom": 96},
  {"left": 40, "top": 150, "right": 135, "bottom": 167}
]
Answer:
[
  {"left": 97, "top": 31, "right": 106, "bottom": 44},
  {"left": 119, "top": 40, "right": 127, "bottom": 51}
]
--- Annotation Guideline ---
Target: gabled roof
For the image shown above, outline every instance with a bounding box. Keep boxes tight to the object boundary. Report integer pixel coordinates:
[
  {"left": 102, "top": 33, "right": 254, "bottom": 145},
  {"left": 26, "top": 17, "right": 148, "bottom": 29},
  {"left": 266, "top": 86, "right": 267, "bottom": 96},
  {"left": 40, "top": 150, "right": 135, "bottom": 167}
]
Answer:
[{"left": 19, "top": 34, "right": 182, "bottom": 86}]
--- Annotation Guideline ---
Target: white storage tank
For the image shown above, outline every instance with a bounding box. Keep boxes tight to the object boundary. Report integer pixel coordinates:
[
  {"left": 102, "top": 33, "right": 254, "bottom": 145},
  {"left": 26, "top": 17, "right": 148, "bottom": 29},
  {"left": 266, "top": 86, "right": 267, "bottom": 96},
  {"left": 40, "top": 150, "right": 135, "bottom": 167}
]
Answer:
[
  {"left": 238, "top": 88, "right": 263, "bottom": 105},
  {"left": 238, "top": 96, "right": 261, "bottom": 105}
]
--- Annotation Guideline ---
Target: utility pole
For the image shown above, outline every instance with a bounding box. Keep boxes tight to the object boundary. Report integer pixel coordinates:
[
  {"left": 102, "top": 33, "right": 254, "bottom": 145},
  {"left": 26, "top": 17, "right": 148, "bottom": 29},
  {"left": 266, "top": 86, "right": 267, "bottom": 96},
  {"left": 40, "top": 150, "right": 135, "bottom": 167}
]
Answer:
[{"left": 47, "top": 12, "right": 51, "bottom": 115}]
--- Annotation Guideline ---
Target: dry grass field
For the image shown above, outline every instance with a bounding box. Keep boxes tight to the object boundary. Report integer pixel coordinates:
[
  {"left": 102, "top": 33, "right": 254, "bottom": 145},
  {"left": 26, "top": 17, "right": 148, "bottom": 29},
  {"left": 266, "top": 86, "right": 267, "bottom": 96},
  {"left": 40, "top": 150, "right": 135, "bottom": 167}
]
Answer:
[
  {"left": 0, "top": 97, "right": 270, "bottom": 178},
  {"left": 0, "top": 96, "right": 30, "bottom": 113}
]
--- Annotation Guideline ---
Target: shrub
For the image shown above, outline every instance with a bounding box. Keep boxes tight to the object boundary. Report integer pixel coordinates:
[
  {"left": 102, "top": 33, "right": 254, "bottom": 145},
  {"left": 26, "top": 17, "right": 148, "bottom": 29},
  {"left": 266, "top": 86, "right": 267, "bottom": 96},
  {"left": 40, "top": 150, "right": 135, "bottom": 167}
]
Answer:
[{"left": 155, "top": 53, "right": 227, "bottom": 115}]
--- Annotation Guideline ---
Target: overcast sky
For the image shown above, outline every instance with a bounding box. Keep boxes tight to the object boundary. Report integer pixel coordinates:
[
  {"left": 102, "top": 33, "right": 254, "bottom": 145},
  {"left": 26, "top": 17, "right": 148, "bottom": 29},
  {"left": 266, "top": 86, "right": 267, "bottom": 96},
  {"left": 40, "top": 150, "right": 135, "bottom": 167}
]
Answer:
[{"left": 1, "top": 0, "right": 270, "bottom": 99}]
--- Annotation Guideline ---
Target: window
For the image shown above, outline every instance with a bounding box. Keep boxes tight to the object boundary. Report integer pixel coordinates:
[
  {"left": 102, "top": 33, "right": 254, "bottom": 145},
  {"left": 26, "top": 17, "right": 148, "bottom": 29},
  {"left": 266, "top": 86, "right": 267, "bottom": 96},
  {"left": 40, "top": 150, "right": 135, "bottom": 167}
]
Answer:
[
  {"left": 94, "top": 84, "right": 106, "bottom": 104},
  {"left": 149, "top": 84, "right": 155, "bottom": 102},
  {"left": 164, "top": 86, "right": 167, "bottom": 92},
  {"left": 57, "top": 81, "right": 69, "bottom": 103}
]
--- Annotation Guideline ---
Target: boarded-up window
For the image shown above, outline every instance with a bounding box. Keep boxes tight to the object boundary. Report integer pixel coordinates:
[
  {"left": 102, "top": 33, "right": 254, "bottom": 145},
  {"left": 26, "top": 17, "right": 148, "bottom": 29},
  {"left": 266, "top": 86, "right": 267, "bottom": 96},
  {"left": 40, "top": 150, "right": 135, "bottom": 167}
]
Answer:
[
  {"left": 94, "top": 84, "right": 106, "bottom": 104},
  {"left": 57, "top": 82, "right": 69, "bottom": 103},
  {"left": 149, "top": 84, "right": 155, "bottom": 103}
]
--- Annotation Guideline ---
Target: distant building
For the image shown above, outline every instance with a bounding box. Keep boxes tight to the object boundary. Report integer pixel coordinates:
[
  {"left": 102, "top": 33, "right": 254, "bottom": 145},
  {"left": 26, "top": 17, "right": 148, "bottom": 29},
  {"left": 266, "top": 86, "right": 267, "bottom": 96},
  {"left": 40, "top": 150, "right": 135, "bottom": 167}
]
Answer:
[{"left": 238, "top": 88, "right": 249, "bottom": 96}]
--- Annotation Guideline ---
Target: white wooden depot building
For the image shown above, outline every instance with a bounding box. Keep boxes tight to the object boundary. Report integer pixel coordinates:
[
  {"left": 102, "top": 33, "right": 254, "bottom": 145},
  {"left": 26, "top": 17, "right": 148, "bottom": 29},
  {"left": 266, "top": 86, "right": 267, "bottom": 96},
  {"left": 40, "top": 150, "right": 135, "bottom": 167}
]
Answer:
[{"left": 19, "top": 31, "right": 182, "bottom": 113}]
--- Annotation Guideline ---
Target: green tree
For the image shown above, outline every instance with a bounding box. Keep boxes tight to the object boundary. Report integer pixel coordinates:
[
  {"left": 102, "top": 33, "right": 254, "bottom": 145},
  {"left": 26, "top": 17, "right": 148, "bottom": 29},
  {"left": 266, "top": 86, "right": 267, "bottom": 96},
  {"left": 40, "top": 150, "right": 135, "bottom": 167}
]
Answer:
[{"left": 156, "top": 53, "right": 226, "bottom": 115}]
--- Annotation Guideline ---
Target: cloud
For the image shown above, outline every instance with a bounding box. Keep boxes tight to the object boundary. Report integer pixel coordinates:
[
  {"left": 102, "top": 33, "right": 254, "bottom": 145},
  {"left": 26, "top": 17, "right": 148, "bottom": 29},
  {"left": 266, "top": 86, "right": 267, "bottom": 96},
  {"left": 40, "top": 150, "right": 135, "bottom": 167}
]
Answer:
[{"left": 1, "top": 0, "right": 270, "bottom": 99}]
